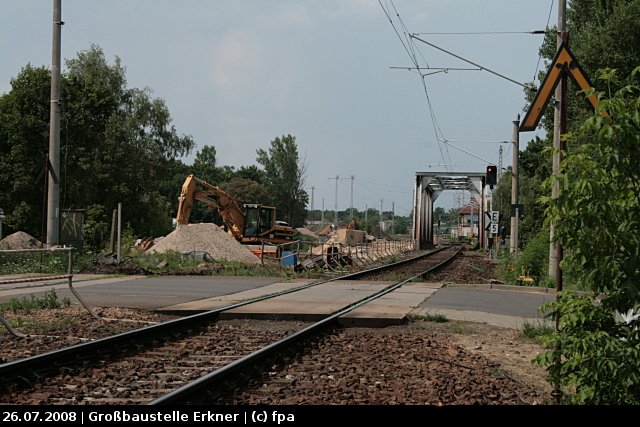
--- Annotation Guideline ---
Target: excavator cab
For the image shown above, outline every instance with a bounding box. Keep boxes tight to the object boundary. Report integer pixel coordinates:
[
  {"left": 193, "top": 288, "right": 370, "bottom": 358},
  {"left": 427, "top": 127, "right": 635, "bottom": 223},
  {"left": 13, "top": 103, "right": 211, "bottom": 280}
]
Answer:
[
  {"left": 243, "top": 204, "right": 293, "bottom": 243},
  {"left": 243, "top": 205, "right": 274, "bottom": 237}
]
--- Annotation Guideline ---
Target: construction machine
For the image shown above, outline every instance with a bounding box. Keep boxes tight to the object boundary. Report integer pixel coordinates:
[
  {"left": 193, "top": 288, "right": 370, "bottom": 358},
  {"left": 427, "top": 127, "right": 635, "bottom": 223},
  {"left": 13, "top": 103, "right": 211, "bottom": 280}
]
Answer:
[{"left": 176, "top": 175, "right": 294, "bottom": 245}]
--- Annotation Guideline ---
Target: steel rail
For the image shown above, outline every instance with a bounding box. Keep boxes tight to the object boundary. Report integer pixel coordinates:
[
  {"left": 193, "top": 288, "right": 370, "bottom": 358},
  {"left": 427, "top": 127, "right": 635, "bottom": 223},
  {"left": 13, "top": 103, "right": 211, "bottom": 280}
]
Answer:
[
  {"left": 0, "top": 247, "right": 448, "bottom": 382},
  {"left": 150, "top": 246, "right": 461, "bottom": 404}
]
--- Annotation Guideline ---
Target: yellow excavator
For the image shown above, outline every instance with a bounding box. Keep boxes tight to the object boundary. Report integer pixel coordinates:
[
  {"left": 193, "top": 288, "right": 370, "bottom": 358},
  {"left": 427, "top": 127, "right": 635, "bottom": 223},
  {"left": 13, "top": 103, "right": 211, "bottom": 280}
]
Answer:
[{"left": 176, "top": 175, "right": 294, "bottom": 245}]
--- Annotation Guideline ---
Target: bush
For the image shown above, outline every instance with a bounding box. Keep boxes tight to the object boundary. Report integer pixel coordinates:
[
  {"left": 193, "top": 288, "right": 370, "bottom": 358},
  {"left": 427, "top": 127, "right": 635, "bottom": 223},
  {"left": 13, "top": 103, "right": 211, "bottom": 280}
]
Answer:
[
  {"left": 536, "top": 69, "right": 640, "bottom": 404},
  {"left": 497, "top": 230, "right": 551, "bottom": 288},
  {"left": 536, "top": 294, "right": 640, "bottom": 404},
  {"left": 516, "top": 228, "right": 549, "bottom": 285}
]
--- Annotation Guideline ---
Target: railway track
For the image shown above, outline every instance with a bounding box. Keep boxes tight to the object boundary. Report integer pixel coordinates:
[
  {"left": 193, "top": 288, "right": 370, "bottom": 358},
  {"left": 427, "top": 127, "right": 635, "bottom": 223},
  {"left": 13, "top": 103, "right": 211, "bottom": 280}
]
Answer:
[{"left": 0, "top": 245, "right": 461, "bottom": 405}]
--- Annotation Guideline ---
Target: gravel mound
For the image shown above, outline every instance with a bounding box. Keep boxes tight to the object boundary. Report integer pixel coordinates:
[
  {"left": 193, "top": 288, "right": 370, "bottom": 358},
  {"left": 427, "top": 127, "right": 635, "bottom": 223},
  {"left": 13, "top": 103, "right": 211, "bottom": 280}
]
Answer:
[
  {"left": 0, "top": 231, "right": 42, "bottom": 250},
  {"left": 148, "top": 223, "right": 260, "bottom": 264}
]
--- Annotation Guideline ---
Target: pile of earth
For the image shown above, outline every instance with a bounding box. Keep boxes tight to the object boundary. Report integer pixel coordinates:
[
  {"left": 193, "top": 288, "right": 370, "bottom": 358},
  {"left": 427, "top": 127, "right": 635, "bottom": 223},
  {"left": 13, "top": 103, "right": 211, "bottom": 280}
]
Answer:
[
  {"left": 148, "top": 223, "right": 260, "bottom": 265},
  {"left": 0, "top": 231, "right": 42, "bottom": 250}
]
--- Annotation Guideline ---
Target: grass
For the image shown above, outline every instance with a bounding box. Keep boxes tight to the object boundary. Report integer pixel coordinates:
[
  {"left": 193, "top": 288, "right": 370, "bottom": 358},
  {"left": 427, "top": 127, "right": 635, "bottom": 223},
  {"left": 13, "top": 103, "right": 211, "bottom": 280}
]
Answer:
[
  {"left": 446, "top": 321, "right": 475, "bottom": 335},
  {"left": 129, "top": 251, "right": 291, "bottom": 277},
  {"left": 0, "top": 252, "right": 96, "bottom": 275},
  {"left": 0, "top": 290, "right": 70, "bottom": 314},
  {"left": 132, "top": 251, "right": 202, "bottom": 272},
  {"left": 520, "top": 320, "right": 554, "bottom": 341},
  {"left": 7, "top": 316, "right": 77, "bottom": 335},
  {"left": 409, "top": 312, "right": 449, "bottom": 323}
]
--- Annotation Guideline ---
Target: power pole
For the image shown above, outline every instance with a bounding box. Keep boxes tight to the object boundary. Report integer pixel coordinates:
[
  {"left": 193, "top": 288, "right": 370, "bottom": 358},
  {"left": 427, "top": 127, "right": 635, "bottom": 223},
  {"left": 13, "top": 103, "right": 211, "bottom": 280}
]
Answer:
[
  {"left": 321, "top": 198, "right": 325, "bottom": 223},
  {"left": 350, "top": 175, "right": 355, "bottom": 220},
  {"left": 498, "top": 146, "right": 504, "bottom": 181},
  {"left": 365, "top": 204, "right": 368, "bottom": 223},
  {"left": 340, "top": 175, "right": 355, "bottom": 220},
  {"left": 379, "top": 199, "right": 384, "bottom": 237},
  {"left": 46, "top": 0, "right": 62, "bottom": 247},
  {"left": 328, "top": 175, "right": 339, "bottom": 224},
  {"left": 392, "top": 201, "right": 395, "bottom": 235},
  {"left": 550, "top": 0, "right": 568, "bottom": 406},
  {"left": 510, "top": 116, "right": 520, "bottom": 255},
  {"left": 549, "top": 0, "right": 567, "bottom": 278},
  {"left": 310, "top": 186, "right": 315, "bottom": 220}
]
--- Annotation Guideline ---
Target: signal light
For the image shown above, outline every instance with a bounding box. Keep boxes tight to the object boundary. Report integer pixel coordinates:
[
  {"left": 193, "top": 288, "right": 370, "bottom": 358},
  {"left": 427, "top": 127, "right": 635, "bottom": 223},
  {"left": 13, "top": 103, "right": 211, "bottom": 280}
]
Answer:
[{"left": 486, "top": 165, "right": 497, "bottom": 187}]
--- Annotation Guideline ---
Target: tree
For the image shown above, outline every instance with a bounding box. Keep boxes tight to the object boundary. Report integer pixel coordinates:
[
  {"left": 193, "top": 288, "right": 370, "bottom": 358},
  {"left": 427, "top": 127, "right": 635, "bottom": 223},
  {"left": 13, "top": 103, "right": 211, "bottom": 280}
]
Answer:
[
  {"left": 220, "top": 177, "right": 269, "bottom": 207},
  {"left": 256, "top": 134, "right": 309, "bottom": 227},
  {"left": 536, "top": 70, "right": 640, "bottom": 404},
  {"left": 235, "top": 165, "right": 266, "bottom": 184},
  {"left": 0, "top": 45, "right": 194, "bottom": 241},
  {"left": 0, "top": 65, "right": 51, "bottom": 237},
  {"left": 192, "top": 145, "right": 217, "bottom": 183}
]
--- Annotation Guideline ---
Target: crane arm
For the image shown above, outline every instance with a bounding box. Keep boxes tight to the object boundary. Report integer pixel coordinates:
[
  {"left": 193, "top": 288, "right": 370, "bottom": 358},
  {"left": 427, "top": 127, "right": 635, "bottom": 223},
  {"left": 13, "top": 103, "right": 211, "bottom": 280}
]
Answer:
[{"left": 175, "top": 175, "right": 246, "bottom": 239}]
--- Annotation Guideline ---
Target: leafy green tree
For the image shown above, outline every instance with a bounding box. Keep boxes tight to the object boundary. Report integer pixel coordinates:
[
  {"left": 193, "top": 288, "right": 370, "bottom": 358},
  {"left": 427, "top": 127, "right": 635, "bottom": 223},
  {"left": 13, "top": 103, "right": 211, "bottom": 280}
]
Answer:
[
  {"left": 0, "top": 65, "right": 51, "bottom": 238},
  {"left": 256, "top": 134, "right": 309, "bottom": 227},
  {"left": 233, "top": 165, "right": 265, "bottom": 184},
  {"left": 536, "top": 70, "right": 640, "bottom": 404},
  {"left": 0, "top": 45, "right": 194, "bottom": 241},
  {"left": 192, "top": 145, "right": 217, "bottom": 183},
  {"left": 220, "top": 177, "right": 269, "bottom": 207}
]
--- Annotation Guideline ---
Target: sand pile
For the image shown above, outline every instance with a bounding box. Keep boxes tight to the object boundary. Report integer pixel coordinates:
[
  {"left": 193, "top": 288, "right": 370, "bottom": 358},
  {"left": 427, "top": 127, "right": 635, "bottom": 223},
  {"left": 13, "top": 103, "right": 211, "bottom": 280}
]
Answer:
[
  {"left": 0, "top": 231, "right": 42, "bottom": 250},
  {"left": 149, "top": 223, "right": 260, "bottom": 264}
]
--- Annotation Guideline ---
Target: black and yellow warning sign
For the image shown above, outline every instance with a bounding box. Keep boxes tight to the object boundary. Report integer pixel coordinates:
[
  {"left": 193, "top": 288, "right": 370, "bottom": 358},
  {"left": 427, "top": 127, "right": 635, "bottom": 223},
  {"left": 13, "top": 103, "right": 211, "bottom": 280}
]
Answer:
[{"left": 520, "top": 42, "right": 599, "bottom": 132}]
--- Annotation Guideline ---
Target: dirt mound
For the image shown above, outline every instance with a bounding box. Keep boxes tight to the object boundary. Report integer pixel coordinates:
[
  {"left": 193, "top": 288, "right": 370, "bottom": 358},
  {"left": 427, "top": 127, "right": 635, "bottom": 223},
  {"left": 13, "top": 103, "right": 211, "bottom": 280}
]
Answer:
[
  {"left": 0, "top": 231, "right": 42, "bottom": 250},
  {"left": 148, "top": 223, "right": 260, "bottom": 264}
]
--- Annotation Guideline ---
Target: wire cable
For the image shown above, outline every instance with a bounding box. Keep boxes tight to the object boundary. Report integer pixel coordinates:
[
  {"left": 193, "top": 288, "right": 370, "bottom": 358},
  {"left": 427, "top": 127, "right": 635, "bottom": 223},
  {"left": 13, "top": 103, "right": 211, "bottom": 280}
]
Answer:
[
  {"left": 533, "top": 0, "right": 556, "bottom": 82},
  {"left": 414, "top": 31, "right": 546, "bottom": 35},
  {"left": 410, "top": 34, "right": 532, "bottom": 91},
  {"left": 379, "top": 0, "right": 450, "bottom": 171}
]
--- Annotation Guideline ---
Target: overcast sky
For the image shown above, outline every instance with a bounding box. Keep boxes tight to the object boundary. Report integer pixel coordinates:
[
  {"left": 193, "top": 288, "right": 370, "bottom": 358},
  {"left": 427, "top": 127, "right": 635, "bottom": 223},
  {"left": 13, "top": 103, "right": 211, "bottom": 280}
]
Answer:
[{"left": 1, "top": 0, "right": 551, "bottom": 217}]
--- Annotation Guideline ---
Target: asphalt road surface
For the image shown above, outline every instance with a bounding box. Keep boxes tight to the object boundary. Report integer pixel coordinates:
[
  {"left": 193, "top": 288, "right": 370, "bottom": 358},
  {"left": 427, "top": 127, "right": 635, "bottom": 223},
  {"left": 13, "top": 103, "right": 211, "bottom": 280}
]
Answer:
[{"left": 420, "top": 286, "right": 554, "bottom": 319}]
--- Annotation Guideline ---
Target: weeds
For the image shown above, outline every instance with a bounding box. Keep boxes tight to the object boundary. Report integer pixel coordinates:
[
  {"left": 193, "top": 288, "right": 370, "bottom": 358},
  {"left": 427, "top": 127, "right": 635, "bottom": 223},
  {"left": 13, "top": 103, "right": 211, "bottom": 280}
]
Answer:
[
  {"left": 0, "top": 290, "right": 70, "bottom": 314},
  {"left": 447, "top": 321, "right": 474, "bottom": 335},
  {"left": 409, "top": 312, "right": 449, "bottom": 323},
  {"left": 520, "top": 320, "right": 554, "bottom": 341},
  {"left": 8, "top": 316, "right": 76, "bottom": 334}
]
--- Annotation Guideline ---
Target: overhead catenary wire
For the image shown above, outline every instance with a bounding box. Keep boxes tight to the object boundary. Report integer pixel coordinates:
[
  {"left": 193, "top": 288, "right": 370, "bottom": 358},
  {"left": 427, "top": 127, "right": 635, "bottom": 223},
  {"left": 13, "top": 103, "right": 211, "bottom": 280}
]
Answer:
[
  {"left": 410, "top": 34, "right": 534, "bottom": 92},
  {"left": 440, "top": 139, "right": 497, "bottom": 166},
  {"left": 377, "top": 0, "right": 416, "bottom": 66},
  {"left": 388, "top": 0, "right": 451, "bottom": 170},
  {"left": 533, "top": 0, "right": 556, "bottom": 82},
  {"left": 379, "top": 0, "right": 451, "bottom": 171},
  {"left": 414, "top": 30, "right": 547, "bottom": 35}
]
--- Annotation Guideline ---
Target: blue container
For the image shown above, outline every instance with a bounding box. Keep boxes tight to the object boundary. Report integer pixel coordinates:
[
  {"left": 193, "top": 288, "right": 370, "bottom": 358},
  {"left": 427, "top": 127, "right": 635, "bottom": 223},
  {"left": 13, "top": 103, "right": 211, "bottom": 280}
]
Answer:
[{"left": 281, "top": 251, "right": 297, "bottom": 266}]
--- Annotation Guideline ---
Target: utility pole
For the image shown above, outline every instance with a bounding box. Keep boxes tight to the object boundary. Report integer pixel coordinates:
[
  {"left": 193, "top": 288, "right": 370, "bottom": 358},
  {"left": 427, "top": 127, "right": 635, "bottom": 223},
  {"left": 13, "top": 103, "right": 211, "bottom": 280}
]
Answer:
[
  {"left": 498, "top": 146, "right": 504, "bottom": 181},
  {"left": 549, "top": 0, "right": 567, "bottom": 278},
  {"left": 510, "top": 116, "right": 520, "bottom": 255},
  {"left": 46, "top": 0, "right": 62, "bottom": 247},
  {"left": 350, "top": 175, "right": 354, "bottom": 220},
  {"left": 550, "top": 0, "right": 568, "bottom": 406},
  {"left": 392, "top": 202, "right": 395, "bottom": 235},
  {"left": 379, "top": 199, "right": 384, "bottom": 237},
  {"left": 365, "top": 204, "right": 368, "bottom": 223},
  {"left": 321, "top": 198, "right": 325, "bottom": 223},
  {"left": 328, "top": 175, "right": 339, "bottom": 224},
  {"left": 310, "top": 186, "right": 315, "bottom": 220},
  {"left": 340, "top": 175, "right": 355, "bottom": 220}
]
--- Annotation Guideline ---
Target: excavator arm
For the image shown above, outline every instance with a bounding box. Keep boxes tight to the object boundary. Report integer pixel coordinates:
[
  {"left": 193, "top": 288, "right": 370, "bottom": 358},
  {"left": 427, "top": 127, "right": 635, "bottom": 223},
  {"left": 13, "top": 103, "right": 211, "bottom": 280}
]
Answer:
[{"left": 176, "top": 175, "right": 246, "bottom": 240}]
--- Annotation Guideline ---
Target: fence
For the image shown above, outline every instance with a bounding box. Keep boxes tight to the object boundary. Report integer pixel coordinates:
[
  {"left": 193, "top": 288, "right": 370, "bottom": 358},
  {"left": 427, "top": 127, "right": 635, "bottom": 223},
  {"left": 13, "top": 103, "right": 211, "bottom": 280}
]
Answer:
[
  {"left": 0, "top": 247, "right": 101, "bottom": 337},
  {"left": 275, "top": 239, "right": 416, "bottom": 273}
]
